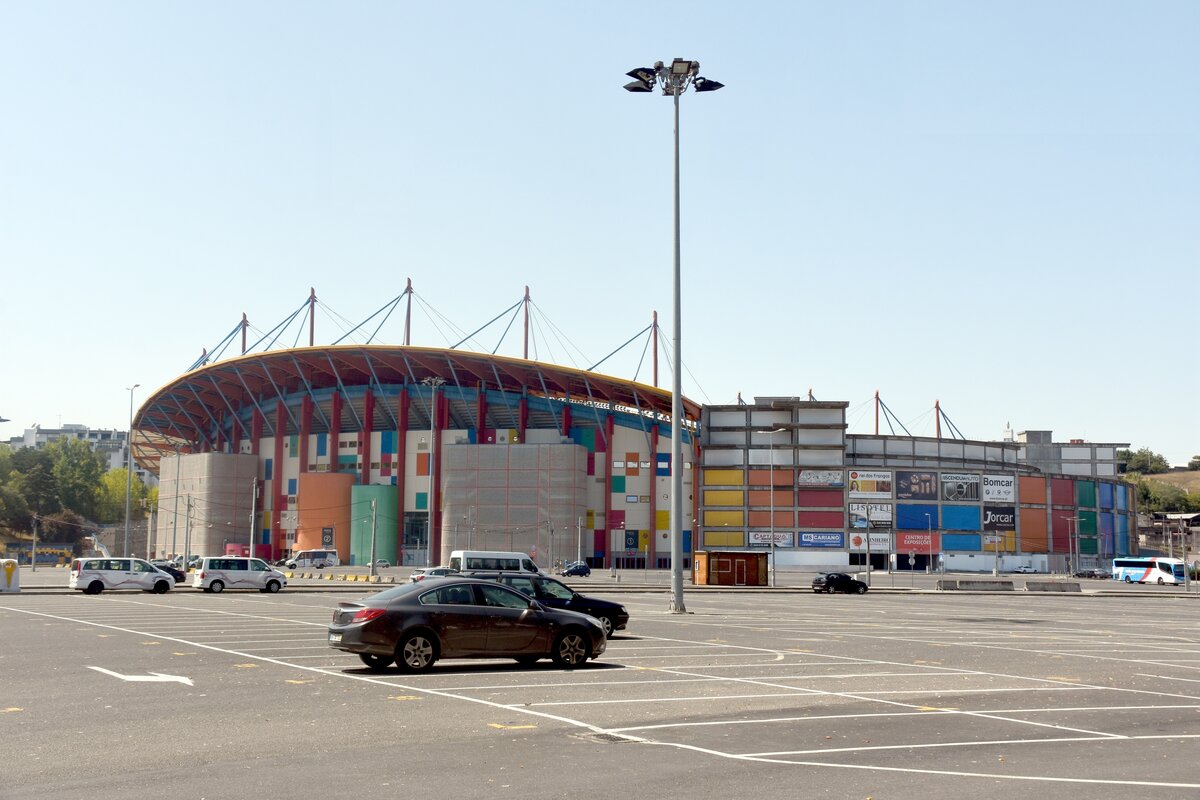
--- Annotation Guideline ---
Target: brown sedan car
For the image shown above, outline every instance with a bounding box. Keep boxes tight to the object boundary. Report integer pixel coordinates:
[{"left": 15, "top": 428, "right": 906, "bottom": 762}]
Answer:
[{"left": 327, "top": 577, "right": 607, "bottom": 672}]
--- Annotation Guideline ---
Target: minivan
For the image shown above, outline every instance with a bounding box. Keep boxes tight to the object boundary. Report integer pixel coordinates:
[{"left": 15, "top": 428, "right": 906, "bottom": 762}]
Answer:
[
  {"left": 447, "top": 550, "right": 543, "bottom": 574},
  {"left": 70, "top": 558, "right": 175, "bottom": 594},
  {"left": 193, "top": 557, "right": 287, "bottom": 593}
]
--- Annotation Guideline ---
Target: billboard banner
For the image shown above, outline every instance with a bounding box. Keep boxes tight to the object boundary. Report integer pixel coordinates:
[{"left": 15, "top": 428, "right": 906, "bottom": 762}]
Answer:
[
  {"left": 798, "top": 470, "right": 845, "bottom": 487},
  {"left": 982, "top": 474, "right": 1016, "bottom": 502},
  {"left": 748, "top": 531, "right": 795, "bottom": 547},
  {"left": 896, "top": 530, "right": 939, "bottom": 554},
  {"left": 982, "top": 506, "right": 1017, "bottom": 531},
  {"left": 848, "top": 470, "right": 892, "bottom": 499},
  {"left": 849, "top": 503, "right": 893, "bottom": 529},
  {"left": 321, "top": 527, "right": 334, "bottom": 547},
  {"left": 941, "top": 472, "right": 980, "bottom": 501},
  {"left": 799, "top": 532, "right": 844, "bottom": 548},
  {"left": 849, "top": 531, "right": 893, "bottom": 552},
  {"left": 896, "top": 470, "right": 938, "bottom": 500}
]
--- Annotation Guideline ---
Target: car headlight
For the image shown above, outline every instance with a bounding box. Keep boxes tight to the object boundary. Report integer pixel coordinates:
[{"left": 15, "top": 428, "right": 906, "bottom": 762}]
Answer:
[{"left": 619, "top": 606, "right": 627, "bottom": 614}]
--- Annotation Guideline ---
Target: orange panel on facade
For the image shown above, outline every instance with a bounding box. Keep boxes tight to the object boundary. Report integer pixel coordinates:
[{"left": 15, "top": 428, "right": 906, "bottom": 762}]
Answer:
[
  {"left": 1020, "top": 507, "right": 1049, "bottom": 553},
  {"left": 295, "top": 472, "right": 355, "bottom": 559},
  {"left": 749, "top": 468, "right": 794, "bottom": 487},
  {"left": 748, "top": 490, "right": 794, "bottom": 507},
  {"left": 748, "top": 510, "right": 793, "bottom": 527},
  {"left": 1019, "top": 476, "right": 1047, "bottom": 505}
]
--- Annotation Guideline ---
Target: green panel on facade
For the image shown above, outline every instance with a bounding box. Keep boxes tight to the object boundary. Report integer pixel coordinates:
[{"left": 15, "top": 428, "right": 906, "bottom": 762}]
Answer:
[
  {"left": 350, "top": 485, "right": 399, "bottom": 566},
  {"left": 288, "top": 435, "right": 299, "bottom": 458},
  {"left": 415, "top": 492, "right": 428, "bottom": 511},
  {"left": 1078, "top": 510, "right": 1098, "bottom": 535},
  {"left": 611, "top": 475, "right": 626, "bottom": 494},
  {"left": 1076, "top": 480, "right": 1097, "bottom": 508},
  {"left": 1077, "top": 536, "right": 1098, "bottom": 555}
]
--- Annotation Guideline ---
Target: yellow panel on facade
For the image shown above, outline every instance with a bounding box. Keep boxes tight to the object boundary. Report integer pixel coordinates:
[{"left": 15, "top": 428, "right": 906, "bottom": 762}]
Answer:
[
  {"left": 638, "top": 531, "right": 650, "bottom": 550},
  {"left": 586, "top": 511, "right": 595, "bottom": 529},
  {"left": 704, "top": 490, "right": 744, "bottom": 506},
  {"left": 703, "top": 531, "right": 746, "bottom": 547},
  {"left": 704, "top": 469, "right": 744, "bottom": 486},
  {"left": 704, "top": 510, "right": 744, "bottom": 526},
  {"left": 656, "top": 510, "right": 669, "bottom": 530}
]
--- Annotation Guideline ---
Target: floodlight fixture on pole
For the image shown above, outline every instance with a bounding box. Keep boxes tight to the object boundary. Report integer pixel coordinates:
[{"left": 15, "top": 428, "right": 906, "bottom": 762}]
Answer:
[
  {"left": 624, "top": 57, "right": 723, "bottom": 615},
  {"left": 123, "top": 384, "right": 140, "bottom": 556}
]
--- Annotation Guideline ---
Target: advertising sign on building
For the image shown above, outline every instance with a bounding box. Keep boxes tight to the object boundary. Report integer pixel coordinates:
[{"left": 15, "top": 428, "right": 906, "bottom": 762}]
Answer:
[
  {"left": 896, "top": 530, "right": 939, "bottom": 554},
  {"left": 896, "top": 471, "right": 938, "bottom": 500},
  {"left": 848, "top": 503, "right": 893, "bottom": 529},
  {"left": 799, "top": 532, "right": 844, "bottom": 548},
  {"left": 982, "top": 506, "right": 1017, "bottom": 531},
  {"left": 321, "top": 527, "right": 334, "bottom": 547},
  {"left": 849, "top": 531, "right": 893, "bottom": 552},
  {"left": 940, "top": 472, "right": 980, "bottom": 501},
  {"left": 748, "top": 531, "right": 795, "bottom": 547},
  {"left": 798, "top": 470, "right": 844, "bottom": 487},
  {"left": 848, "top": 470, "right": 892, "bottom": 499},
  {"left": 982, "top": 474, "right": 1016, "bottom": 502}
]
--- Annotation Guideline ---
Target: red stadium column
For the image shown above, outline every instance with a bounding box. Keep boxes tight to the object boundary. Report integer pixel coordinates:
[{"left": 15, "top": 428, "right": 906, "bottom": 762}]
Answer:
[
  {"left": 396, "top": 387, "right": 410, "bottom": 564},
  {"left": 431, "top": 391, "right": 445, "bottom": 561},
  {"left": 476, "top": 381, "right": 488, "bottom": 435},
  {"left": 518, "top": 395, "right": 528, "bottom": 444},
  {"left": 561, "top": 403, "right": 572, "bottom": 438},
  {"left": 298, "top": 395, "right": 312, "bottom": 474},
  {"left": 329, "top": 390, "right": 343, "bottom": 473},
  {"left": 603, "top": 412, "right": 614, "bottom": 568},
  {"left": 273, "top": 400, "right": 286, "bottom": 558},
  {"left": 250, "top": 408, "right": 263, "bottom": 456},
  {"left": 648, "top": 424, "right": 659, "bottom": 569},
  {"left": 361, "top": 389, "right": 374, "bottom": 486}
]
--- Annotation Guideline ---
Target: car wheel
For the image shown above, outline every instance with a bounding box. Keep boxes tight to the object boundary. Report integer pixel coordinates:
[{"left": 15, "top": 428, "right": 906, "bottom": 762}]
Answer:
[
  {"left": 87, "top": 580, "right": 104, "bottom": 595},
  {"left": 396, "top": 632, "right": 437, "bottom": 673},
  {"left": 514, "top": 656, "right": 540, "bottom": 666},
  {"left": 153, "top": 580, "right": 170, "bottom": 594},
  {"left": 1124, "top": 576, "right": 1132, "bottom": 583},
  {"left": 551, "top": 630, "right": 589, "bottom": 668},
  {"left": 599, "top": 616, "right": 615, "bottom": 638},
  {"left": 856, "top": 584, "right": 868, "bottom": 594},
  {"left": 358, "top": 653, "right": 393, "bottom": 671},
  {"left": 210, "top": 580, "right": 225, "bottom": 593},
  {"left": 1158, "top": 577, "right": 1165, "bottom": 585},
  {"left": 265, "top": 580, "right": 281, "bottom": 593}
]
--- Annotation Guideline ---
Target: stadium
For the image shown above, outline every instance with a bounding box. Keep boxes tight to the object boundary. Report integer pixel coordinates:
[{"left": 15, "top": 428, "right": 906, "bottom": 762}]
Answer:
[{"left": 136, "top": 287, "right": 1136, "bottom": 574}]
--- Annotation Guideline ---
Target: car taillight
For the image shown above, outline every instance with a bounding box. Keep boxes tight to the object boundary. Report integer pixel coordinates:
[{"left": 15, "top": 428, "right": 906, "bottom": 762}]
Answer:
[
  {"left": 198, "top": 570, "right": 206, "bottom": 579},
  {"left": 352, "top": 608, "right": 386, "bottom": 623}
]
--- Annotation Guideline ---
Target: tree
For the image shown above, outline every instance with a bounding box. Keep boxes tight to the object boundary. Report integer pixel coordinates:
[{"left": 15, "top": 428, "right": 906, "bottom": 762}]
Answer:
[
  {"left": 36, "top": 510, "right": 92, "bottom": 551},
  {"left": 1119, "top": 447, "right": 1171, "bottom": 474},
  {"left": 0, "top": 483, "right": 31, "bottom": 533},
  {"left": 47, "top": 438, "right": 104, "bottom": 519},
  {"left": 12, "top": 453, "right": 60, "bottom": 516},
  {"left": 1188, "top": 455, "right": 1200, "bottom": 471},
  {"left": 95, "top": 468, "right": 147, "bottom": 525}
]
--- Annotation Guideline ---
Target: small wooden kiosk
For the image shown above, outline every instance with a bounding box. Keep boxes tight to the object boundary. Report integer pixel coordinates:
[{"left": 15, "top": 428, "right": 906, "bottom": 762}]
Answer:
[{"left": 692, "top": 550, "right": 768, "bottom": 586}]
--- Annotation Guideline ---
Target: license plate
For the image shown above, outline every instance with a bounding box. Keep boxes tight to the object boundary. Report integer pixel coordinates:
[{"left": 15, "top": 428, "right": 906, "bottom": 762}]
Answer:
[{"left": 328, "top": 633, "right": 342, "bottom": 644}]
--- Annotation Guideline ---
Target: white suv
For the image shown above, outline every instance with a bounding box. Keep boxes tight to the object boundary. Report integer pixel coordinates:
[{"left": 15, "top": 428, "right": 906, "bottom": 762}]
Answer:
[
  {"left": 193, "top": 557, "right": 287, "bottom": 593},
  {"left": 70, "top": 558, "right": 174, "bottom": 594}
]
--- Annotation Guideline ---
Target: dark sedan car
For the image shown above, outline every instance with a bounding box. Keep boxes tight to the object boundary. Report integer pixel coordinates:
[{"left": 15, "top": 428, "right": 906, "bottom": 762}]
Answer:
[
  {"left": 154, "top": 563, "right": 187, "bottom": 584},
  {"left": 461, "top": 571, "right": 628, "bottom": 637},
  {"left": 561, "top": 561, "right": 591, "bottom": 577},
  {"left": 328, "top": 577, "right": 606, "bottom": 672},
  {"left": 812, "top": 572, "right": 869, "bottom": 594}
]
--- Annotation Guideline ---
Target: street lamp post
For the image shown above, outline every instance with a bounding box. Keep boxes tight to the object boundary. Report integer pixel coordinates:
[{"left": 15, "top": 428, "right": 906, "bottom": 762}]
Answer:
[
  {"left": 765, "top": 427, "right": 787, "bottom": 588},
  {"left": 925, "top": 513, "right": 933, "bottom": 575},
  {"left": 1067, "top": 516, "right": 1083, "bottom": 575},
  {"left": 123, "top": 384, "right": 140, "bottom": 556},
  {"left": 420, "top": 377, "right": 446, "bottom": 567},
  {"left": 625, "top": 58, "right": 723, "bottom": 614}
]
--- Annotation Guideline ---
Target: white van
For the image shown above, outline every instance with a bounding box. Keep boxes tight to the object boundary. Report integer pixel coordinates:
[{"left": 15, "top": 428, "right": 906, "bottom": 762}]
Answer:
[
  {"left": 69, "top": 558, "right": 174, "bottom": 594},
  {"left": 285, "top": 549, "right": 340, "bottom": 569},
  {"left": 448, "top": 550, "right": 543, "bottom": 574},
  {"left": 193, "top": 557, "right": 288, "bottom": 593}
]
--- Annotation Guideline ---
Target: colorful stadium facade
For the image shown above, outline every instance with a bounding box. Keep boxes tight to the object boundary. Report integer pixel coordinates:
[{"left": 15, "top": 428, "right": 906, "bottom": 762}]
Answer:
[{"left": 138, "top": 346, "right": 1135, "bottom": 572}]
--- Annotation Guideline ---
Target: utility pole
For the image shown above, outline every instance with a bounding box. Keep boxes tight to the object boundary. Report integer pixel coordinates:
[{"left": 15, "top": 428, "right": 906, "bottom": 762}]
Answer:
[
  {"left": 184, "top": 497, "right": 193, "bottom": 570},
  {"left": 249, "top": 478, "right": 258, "bottom": 561},
  {"left": 31, "top": 516, "right": 39, "bottom": 572},
  {"left": 369, "top": 498, "right": 378, "bottom": 578}
]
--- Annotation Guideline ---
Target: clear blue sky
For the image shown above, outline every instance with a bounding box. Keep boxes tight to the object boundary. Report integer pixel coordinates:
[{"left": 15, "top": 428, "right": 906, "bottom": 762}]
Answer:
[{"left": 2, "top": 2, "right": 1196, "bottom": 465}]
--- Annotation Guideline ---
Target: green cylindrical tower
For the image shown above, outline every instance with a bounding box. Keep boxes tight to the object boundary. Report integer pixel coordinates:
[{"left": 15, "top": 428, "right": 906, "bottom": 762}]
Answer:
[{"left": 350, "top": 485, "right": 399, "bottom": 566}]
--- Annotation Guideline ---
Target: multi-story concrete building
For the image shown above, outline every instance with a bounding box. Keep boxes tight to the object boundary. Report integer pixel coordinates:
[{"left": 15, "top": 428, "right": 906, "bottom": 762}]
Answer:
[
  {"left": 1011, "top": 429, "right": 1128, "bottom": 477},
  {"left": 6, "top": 424, "right": 155, "bottom": 485}
]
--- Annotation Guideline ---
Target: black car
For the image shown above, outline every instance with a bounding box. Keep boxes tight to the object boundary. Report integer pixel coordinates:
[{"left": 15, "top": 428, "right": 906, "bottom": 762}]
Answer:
[
  {"left": 812, "top": 572, "right": 869, "bottom": 594},
  {"left": 154, "top": 563, "right": 187, "bottom": 584},
  {"left": 327, "top": 577, "right": 606, "bottom": 672},
  {"left": 1073, "top": 568, "right": 1110, "bottom": 580},
  {"left": 461, "top": 571, "right": 628, "bottom": 637},
  {"left": 561, "top": 561, "right": 591, "bottom": 577}
]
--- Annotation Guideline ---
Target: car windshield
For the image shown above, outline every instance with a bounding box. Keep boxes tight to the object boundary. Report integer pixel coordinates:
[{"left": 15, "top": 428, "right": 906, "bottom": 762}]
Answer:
[{"left": 536, "top": 578, "right": 574, "bottom": 600}]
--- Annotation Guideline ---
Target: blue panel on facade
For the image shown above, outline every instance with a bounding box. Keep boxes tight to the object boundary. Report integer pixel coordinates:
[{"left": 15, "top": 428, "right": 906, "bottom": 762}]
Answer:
[
  {"left": 1099, "top": 482, "right": 1114, "bottom": 509},
  {"left": 264, "top": 458, "right": 273, "bottom": 481},
  {"left": 942, "top": 505, "right": 981, "bottom": 531},
  {"left": 656, "top": 453, "right": 670, "bottom": 477},
  {"left": 316, "top": 434, "right": 327, "bottom": 457},
  {"left": 896, "top": 504, "right": 938, "bottom": 530},
  {"left": 942, "top": 533, "right": 981, "bottom": 551},
  {"left": 1100, "top": 512, "right": 1115, "bottom": 536},
  {"left": 467, "top": 429, "right": 477, "bottom": 444},
  {"left": 1116, "top": 483, "right": 1128, "bottom": 511},
  {"left": 683, "top": 531, "right": 692, "bottom": 553},
  {"left": 338, "top": 454, "right": 358, "bottom": 465},
  {"left": 1117, "top": 530, "right": 1129, "bottom": 556},
  {"left": 380, "top": 430, "right": 395, "bottom": 453},
  {"left": 287, "top": 478, "right": 297, "bottom": 495},
  {"left": 1117, "top": 514, "right": 1129, "bottom": 535}
]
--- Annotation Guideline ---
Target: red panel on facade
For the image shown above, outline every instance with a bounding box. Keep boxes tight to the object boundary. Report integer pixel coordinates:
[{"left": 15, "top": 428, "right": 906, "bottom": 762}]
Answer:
[
  {"left": 897, "top": 531, "right": 939, "bottom": 554},
  {"left": 798, "top": 510, "right": 843, "bottom": 528},
  {"left": 1050, "top": 478, "right": 1074, "bottom": 506},
  {"left": 797, "top": 489, "right": 844, "bottom": 508},
  {"left": 1050, "top": 509, "right": 1075, "bottom": 553}
]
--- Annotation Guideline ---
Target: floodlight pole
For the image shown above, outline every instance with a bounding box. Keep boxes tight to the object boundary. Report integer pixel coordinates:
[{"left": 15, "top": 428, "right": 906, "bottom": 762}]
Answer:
[
  {"left": 625, "top": 58, "right": 723, "bottom": 615},
  {"left": 123, "top": 384, "right": 140, "bottom": 557}
]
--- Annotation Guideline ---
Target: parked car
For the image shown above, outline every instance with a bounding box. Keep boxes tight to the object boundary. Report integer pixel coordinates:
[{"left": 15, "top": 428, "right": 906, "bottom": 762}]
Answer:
[
  {"left": 154, "top": 563, "right": 187, "bottom": 584},
  {"left": 327, "top": 577, "right": 607, "bottom": 672},
  {"left": 192, "top": 557, "right": 287, "bottom": 593},
  {"left": 1011, "top": 565, "right": 1038, "bottom": 574},
  {"left": 1073, "top": 568, "right": 1110, "bottom": 579},
  {"left": 374, "top": 559, "right": 392, "bottom": 569},
  {"left": 560, "top": 561, "right": 591, "bottom": 577},
  {"left": 410, "top": 567, "right": 458, "bottom": 583},
  {"left": 461, "top": 571, "right": 627, "bottom": 637},
  {"left": 812, "top": 572, "right": 868, "bottom": 594},
  {"left": 69, "top": 558, "right": 174, "bottom": 594}
]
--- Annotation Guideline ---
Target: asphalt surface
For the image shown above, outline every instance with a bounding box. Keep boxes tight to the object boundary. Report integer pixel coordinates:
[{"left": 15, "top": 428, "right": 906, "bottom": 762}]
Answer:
[{"left": 4, "top": 576, "right": 1200, "bottom": 799}]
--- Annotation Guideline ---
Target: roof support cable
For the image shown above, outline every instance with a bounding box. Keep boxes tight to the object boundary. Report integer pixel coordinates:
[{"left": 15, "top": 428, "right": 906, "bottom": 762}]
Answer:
[
  {"left": 244, "top": 296, "right": 311, "bottom": 355},
  {"left": 189, "top": 321, "right": 243, "bottom": 371},
  {"left": 940, "top": 407, "right": 967, "bottom": 440},
  {"left": 530, "top": 300, "right": 591, "bottom": 368},
  {"left": 490, "top": 302, "right": 523, "bottom": 355},
  {"left": 451, "top": 298, "right": 523, "bottom": 350},
  {"left": 588, "top": 324, "right": 653, "bottom": 372},
  {"left": 332, "top": 294, "right": 404, "bottom": 346},
  {"left": 631, "top": 327, "right": 653, "bottom": 385}
]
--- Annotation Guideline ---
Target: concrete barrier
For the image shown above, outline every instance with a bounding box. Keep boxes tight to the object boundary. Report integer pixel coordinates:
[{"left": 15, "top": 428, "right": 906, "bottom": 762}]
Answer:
[
  {"left": 936, "top": 579, "right": 960, "bottom": 591},
  {"left": 956, "top": 580, "right": 1015, "bottom": 591},
  {"left": 1026, "top": 581, "right": 1082, "bottom": 593}
]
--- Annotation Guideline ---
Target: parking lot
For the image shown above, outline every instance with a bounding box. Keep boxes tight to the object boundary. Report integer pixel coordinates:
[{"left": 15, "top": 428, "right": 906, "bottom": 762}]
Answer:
[{"left": 4, "top": 586, "right": 1200, "bottom": 799}]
